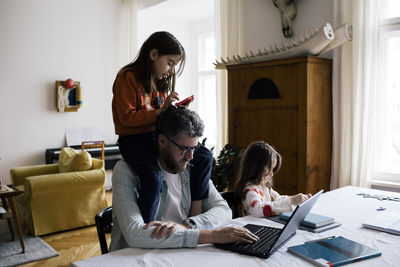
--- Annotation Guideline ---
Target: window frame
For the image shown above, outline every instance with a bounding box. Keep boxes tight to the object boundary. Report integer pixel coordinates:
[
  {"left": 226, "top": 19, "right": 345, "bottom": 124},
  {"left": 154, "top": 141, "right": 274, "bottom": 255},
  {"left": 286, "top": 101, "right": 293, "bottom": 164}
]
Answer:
[
  {"left": 190, "top": 18, "right": 220, "bottom": 152},
  {"left": 371, "top": 16, "right": 400, "bottom": 185}
]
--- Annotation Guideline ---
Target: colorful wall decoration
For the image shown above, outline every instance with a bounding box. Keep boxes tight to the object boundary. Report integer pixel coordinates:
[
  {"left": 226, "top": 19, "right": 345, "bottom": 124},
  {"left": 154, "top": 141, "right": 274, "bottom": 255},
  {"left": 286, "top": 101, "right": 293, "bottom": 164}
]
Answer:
[{"left": 56, "top": 79, "right": 82, "bottom": 112}]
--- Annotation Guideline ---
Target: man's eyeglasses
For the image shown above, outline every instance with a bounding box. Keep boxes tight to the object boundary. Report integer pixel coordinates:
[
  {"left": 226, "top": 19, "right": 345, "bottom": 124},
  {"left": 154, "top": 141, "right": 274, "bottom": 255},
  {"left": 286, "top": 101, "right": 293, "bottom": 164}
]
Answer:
[{"left": 164, "top": 135, "right": 199, "bottom": 156}]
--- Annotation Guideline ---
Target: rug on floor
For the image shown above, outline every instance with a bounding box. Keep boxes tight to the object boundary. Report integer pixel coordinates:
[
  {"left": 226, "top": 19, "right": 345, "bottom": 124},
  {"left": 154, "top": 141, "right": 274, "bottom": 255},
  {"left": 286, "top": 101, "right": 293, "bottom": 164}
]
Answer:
[{"left": 0, "top": 226, "right": 59, "bottom": 267}]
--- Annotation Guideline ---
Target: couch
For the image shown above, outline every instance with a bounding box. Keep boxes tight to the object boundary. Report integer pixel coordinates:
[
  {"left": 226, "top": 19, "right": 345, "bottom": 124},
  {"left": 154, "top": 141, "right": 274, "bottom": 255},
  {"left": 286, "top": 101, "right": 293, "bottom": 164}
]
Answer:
[{"left": 10, "top": 148, "right": 108, "bottom": 236}]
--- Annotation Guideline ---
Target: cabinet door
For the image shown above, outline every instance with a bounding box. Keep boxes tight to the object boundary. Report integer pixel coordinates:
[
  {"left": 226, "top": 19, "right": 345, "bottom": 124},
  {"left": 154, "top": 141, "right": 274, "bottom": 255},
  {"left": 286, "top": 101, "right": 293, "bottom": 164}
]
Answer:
[{"left": 229, "top": 63, "right": 299, "bottom": 194}]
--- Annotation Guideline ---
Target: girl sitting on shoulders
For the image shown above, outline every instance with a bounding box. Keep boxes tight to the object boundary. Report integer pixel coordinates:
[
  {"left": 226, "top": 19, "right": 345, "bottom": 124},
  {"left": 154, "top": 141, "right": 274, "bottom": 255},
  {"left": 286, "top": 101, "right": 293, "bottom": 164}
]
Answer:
[{"left": 235, "top": 141, "right": 311, "bottom": 217}]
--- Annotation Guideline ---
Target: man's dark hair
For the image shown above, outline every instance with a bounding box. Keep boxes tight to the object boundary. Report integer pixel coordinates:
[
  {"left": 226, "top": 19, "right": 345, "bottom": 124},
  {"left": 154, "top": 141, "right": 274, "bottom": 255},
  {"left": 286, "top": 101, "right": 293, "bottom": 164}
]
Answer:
[{"left": 156, "top": 106, "right": 204, "bottom": 139}]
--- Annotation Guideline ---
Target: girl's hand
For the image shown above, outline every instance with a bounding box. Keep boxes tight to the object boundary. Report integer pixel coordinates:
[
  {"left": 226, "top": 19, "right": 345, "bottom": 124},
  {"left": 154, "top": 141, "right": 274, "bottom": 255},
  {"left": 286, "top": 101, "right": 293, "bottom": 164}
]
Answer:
[
  {"left": 143, "top": 220, "right": 186, "bottom": 239},
  {"left": 164, "top": 91, "right": 179, "bottom": 108},
  {"left": 289, "top": 193, "right": 311, "bottom": 206},
  {"left": 157, "top": 92, "right": 179, "bottom": 115}
]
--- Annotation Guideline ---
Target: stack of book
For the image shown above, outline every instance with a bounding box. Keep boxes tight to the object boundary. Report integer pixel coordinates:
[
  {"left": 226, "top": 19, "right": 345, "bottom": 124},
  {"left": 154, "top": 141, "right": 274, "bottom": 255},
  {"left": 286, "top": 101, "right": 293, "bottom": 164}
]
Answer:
[{"left": 278, "top": 211, "right": 341, "bottom": 233}]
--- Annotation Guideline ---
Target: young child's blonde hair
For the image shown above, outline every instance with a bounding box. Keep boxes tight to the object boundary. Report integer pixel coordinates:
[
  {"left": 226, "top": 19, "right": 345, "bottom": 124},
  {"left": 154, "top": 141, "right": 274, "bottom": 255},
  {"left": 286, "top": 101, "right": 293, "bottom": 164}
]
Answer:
[{"left": 235, "top": 141, "right": 282, "bottom": 199}]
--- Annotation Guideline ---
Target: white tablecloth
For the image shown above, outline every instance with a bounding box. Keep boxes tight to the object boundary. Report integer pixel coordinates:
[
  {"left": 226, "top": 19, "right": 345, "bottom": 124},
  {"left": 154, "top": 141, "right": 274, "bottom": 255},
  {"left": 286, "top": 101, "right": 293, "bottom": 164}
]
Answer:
[{"left": 71, "top": 186, "right": 400, "bottom": 267}]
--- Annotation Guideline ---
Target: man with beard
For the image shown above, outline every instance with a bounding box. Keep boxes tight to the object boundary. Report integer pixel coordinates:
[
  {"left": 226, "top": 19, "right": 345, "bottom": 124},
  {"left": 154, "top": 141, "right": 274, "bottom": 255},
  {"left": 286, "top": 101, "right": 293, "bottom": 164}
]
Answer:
[{"left": 110, "top": 106, "right": 259, "bottom": 251}]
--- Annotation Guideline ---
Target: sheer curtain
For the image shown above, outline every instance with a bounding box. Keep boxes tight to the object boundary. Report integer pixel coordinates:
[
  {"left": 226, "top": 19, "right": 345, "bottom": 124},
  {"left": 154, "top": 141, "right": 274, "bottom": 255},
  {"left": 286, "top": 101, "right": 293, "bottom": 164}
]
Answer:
[
  {"left": 331, "top": 0, "right": 383, "bottom": 189},
  {"left": 214, "top": 0, "right": 241, "bottom": 146},
  {"left": 121, "top": 0, "right": 143, "bottom": 65}
]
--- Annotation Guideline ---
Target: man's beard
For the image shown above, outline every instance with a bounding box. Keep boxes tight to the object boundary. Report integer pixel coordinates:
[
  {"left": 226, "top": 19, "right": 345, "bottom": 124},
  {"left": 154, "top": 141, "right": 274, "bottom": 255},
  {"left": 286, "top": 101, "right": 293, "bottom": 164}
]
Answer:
[{"left": 163, "top": 152, "right": 188, "bottom": 173}]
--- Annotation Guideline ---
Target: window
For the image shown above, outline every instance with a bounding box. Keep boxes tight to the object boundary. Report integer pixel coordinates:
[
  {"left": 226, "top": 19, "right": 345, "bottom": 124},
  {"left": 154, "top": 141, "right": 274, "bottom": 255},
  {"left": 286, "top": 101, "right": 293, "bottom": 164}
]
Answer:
[
  {"left": 192, "top": 23, "right": 218, "bottom": 151},
  {"left": 373, "top": 1, "right": 400, "bottom": 184}
]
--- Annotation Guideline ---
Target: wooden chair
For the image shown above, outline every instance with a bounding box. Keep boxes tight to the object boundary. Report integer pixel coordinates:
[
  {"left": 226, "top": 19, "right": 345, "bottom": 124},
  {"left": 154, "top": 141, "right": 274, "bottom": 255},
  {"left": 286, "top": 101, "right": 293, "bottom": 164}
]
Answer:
[
  {"left": 220, "top": 191, "right": 241, "bottom": 219},
  {"left": 95, "top": 206, "right": 113, "bottom": 254},
  {"left": 81, "top": 141, "right": 105, "bottom": 160}
]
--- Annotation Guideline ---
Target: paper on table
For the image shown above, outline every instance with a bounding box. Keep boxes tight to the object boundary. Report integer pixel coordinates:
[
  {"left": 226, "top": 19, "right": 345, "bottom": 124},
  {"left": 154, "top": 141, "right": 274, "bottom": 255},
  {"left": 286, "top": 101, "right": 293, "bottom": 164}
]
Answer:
[
  {"left": 362, "top": 210, "right": 400, "bottom": 235},
  {"left": 0, "top": 184, "right": 12, "bottom": 192},
  {"left": 66, "top": 127, "right": 105, "bottom": 146}
]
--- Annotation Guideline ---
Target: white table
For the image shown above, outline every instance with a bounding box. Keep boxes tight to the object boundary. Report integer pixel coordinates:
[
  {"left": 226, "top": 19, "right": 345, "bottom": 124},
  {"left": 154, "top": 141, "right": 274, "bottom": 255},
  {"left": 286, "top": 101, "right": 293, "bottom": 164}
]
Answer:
[{"left": 71, "top": 186, "right": 400, "bottom": 267}]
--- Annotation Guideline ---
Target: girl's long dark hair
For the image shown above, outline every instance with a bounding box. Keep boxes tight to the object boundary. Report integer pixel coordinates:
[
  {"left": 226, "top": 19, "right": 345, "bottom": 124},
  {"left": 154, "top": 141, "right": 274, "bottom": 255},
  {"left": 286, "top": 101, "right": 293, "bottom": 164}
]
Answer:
[
  {"left": 122, "top": 31, "right": 186, "bottom": 94},
  {"left": 235, "top": 141, "right": 282, "bottom": 199}
]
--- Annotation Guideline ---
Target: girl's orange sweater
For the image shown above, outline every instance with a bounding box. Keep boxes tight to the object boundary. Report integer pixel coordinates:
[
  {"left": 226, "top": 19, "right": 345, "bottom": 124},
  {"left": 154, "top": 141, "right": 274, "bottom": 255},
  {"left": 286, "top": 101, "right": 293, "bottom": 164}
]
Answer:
[{"left": 112, "top": 68, "right": 166, "bottom": 136}]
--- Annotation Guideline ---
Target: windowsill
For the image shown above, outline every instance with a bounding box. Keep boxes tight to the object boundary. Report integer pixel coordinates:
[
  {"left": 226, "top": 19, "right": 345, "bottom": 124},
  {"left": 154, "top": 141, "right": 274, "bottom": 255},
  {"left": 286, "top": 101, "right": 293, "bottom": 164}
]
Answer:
[{"left": 368, "top": 180, "right": 400, "bottom": 193}]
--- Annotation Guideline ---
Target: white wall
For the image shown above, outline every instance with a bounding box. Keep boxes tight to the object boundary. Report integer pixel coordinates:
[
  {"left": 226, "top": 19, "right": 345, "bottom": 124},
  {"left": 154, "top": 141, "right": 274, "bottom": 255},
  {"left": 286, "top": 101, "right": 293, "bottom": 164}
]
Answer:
[
  {"left": 0, "top": 0, "right": 333, "bottom": 184},
  {"left": 0, "top": 0, "right": 123, "bottom": 184},
  {"left": 239, "top": 0, "right": 333, "bottom": 54}
]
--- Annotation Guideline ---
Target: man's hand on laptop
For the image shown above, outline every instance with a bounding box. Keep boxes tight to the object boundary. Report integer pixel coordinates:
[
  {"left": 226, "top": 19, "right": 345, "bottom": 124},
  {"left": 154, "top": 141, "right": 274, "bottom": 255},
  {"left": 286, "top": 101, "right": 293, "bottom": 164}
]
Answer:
[
  {"left": 144, "top": 221, "right": 187, "bottom": 239},
  {"left": 199, "top": 225, "right": 260, "bottom": 244},
  {"left": 144, "top": 222, "right": 259, "bottom": 245}
]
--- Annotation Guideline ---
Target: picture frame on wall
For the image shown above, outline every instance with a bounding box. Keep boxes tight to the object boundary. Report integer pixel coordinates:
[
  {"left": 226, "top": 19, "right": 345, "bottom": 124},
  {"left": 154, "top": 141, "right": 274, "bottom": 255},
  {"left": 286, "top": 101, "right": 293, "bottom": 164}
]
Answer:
[{"left": 56, "top": 80, "right": 82, "bottom": 112}]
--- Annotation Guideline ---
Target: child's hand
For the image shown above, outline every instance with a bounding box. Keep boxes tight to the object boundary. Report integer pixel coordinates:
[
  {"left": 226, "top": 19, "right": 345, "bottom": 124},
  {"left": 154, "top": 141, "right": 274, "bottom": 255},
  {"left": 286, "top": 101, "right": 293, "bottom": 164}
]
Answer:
[
  {"left": 289, "top": 193, "right": 310, "bottom": 206},
  {"left": 158, "top": 92, "right": 179, "bottom": 115},
  {"left": 165, "top": 91, "right": 179, "bottom": 107}
]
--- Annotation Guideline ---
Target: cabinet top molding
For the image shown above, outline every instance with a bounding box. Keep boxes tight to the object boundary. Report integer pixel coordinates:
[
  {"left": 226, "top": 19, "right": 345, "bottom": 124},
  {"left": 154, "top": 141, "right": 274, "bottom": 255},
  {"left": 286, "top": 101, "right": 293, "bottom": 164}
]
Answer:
[{"left": 214, "top": 23, "right": 352, "bottom": 69}]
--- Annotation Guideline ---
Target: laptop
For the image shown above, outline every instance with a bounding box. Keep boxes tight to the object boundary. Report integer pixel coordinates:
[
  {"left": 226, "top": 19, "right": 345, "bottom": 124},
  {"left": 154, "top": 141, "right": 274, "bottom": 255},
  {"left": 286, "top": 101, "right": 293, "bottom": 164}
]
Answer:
[{"left": 214, "top": 190, "right": 323, "bottom": 258}]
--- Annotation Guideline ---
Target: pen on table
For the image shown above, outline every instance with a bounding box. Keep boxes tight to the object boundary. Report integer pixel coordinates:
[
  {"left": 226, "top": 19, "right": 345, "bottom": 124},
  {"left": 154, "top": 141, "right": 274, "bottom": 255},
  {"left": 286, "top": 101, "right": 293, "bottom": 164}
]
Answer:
[{"left": 305, "top": 236, "right": 336, "bottom": 243}]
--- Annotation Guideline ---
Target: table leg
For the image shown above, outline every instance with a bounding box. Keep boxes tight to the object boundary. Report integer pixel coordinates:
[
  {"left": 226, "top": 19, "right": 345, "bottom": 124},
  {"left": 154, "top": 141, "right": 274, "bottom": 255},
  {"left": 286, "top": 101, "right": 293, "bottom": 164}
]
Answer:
[
  {"left": 8, "top": 196, "right": 25, "bottom": 253},
  {"left": 1, "top": 196, "right": 14, "bottom": 241}
]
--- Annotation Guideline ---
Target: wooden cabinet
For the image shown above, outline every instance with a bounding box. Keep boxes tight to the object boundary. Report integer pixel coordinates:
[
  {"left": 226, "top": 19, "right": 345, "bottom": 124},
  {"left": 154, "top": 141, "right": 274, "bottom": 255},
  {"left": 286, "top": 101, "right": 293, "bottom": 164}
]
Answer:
[{"left": 227, "top": 56, "right": 332, "bottom": 195}]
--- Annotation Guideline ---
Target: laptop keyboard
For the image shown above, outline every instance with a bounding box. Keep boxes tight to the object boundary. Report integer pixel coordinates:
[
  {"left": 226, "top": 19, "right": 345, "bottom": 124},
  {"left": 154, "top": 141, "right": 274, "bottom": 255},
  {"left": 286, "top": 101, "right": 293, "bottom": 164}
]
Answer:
[{"left": 232, "top": 224, "right": 281, "bottom": 254}]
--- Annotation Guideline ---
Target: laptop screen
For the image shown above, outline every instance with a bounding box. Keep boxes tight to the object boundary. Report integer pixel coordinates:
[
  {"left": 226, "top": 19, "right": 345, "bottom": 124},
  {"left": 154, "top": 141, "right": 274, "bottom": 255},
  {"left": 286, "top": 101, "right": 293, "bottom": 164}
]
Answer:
[{"left": 270, "top": 190, "right": 323, "bottom": 252}]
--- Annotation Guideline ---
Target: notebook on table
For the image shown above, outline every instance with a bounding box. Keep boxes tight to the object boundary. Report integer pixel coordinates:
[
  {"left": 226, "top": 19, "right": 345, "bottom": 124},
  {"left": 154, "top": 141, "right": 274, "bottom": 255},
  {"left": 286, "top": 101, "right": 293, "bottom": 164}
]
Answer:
[
  {"left": 271, "top": 211, "right": 342, "bottom": 233},
  {"left": 214, "top": 190, "right": 323, "bottom": 258},
  {"left": 288, "top": 236, "right": 381, "bottom": 266},
  {"left": 280, "top": 212, "right": 334, "bottom": 228},
  {"left": 268, "top": 216, "right": 342, "bottom": 233}
]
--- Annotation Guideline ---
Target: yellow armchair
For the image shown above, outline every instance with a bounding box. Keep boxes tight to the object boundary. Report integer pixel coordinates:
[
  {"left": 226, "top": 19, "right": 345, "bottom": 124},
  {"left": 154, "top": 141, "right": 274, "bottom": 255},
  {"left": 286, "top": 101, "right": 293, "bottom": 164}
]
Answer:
[{"left": 10, "top": 157, "right": 108, "bottom": 236}]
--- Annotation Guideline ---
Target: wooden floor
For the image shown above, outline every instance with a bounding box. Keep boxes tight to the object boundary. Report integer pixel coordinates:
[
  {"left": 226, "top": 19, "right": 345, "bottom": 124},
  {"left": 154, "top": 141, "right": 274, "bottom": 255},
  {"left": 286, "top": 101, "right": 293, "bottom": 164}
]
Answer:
[{"left": 20, "top": 191, "right": 112, "bottom": 267}]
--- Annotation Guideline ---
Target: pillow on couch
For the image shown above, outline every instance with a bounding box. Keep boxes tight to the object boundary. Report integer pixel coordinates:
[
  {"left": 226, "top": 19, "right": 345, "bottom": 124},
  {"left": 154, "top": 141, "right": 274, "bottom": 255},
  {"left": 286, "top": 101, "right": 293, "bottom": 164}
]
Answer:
[{"left": 59, "top": 147, "right": 93, "bottom": 173}]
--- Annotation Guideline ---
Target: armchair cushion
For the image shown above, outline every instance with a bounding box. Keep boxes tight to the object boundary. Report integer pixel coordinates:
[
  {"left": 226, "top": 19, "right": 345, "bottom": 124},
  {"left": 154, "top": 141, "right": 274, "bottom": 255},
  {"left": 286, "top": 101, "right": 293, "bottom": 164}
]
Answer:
[{"left": 59, "top": 147, "right": 92, "bottom": 173}]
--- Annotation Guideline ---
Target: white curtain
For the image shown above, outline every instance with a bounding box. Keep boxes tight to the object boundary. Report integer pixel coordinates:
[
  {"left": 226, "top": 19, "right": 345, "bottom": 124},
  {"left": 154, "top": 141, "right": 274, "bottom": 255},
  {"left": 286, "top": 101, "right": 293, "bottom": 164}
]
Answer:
[
  {"left": 331, "top": 0, "right": 383, "bottom": 189},
  {"left": 121, "top": 0, "right": 143, "bottom": 65},
  {"left": 215, "top": 0, "right": 241, "bottom": 146}
]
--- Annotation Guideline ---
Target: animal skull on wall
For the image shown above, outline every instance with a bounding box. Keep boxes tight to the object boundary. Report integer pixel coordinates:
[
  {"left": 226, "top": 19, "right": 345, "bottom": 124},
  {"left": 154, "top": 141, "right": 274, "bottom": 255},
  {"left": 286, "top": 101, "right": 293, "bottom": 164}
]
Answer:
[{"left": 272, "top": 0, "right": 297, "bottom": 38}]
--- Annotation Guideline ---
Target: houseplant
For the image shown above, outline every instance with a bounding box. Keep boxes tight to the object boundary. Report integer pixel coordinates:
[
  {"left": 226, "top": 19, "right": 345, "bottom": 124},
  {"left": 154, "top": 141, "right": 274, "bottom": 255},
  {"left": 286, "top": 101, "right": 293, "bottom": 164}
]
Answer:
[{"left": 202, "top": 139, "right": 241, "bottom": 192}]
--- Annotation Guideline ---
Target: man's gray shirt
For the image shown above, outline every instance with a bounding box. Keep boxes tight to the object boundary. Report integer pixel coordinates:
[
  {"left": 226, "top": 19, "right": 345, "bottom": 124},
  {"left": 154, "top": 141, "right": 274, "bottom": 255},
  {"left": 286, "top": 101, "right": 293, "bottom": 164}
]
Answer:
[{"left": 109, "top": 160, "right": 232, "bottom": 251}]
